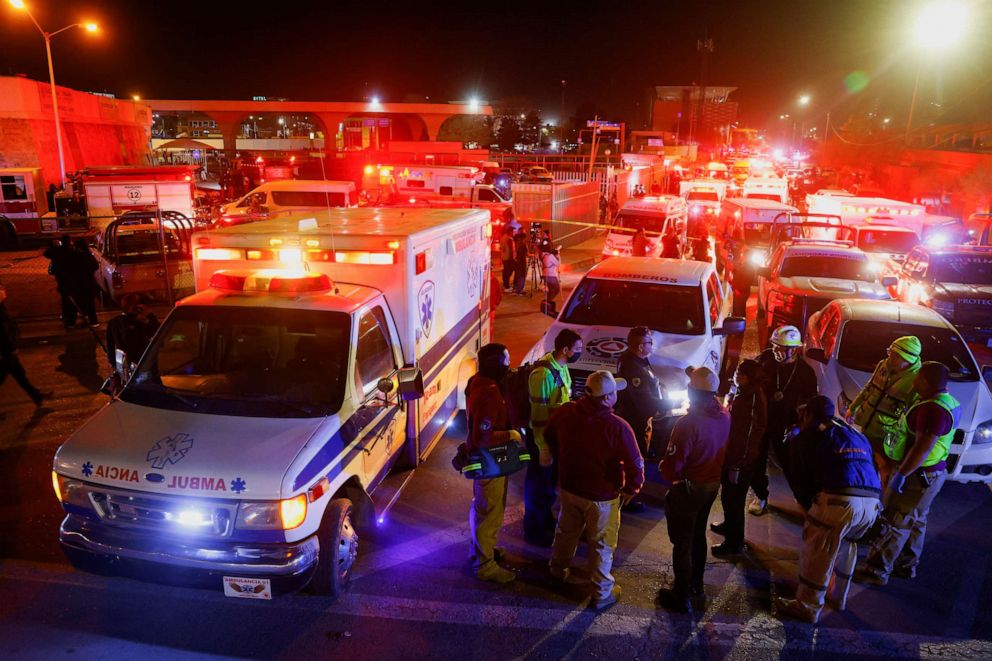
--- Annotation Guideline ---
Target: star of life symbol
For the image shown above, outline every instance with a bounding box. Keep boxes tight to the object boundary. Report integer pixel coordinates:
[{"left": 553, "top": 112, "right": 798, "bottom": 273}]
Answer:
[
  {"left": 419, "top": 281, "right": 436, "bottom": 339},
  {"left": 146, "top": 433, "right": 194, "bottom": 469},
  {"left": 230, "top": 477, "right": 247, "bottom": 494},
  {"left": 82, "top": 461, "right": 93, "bottom": 477}
]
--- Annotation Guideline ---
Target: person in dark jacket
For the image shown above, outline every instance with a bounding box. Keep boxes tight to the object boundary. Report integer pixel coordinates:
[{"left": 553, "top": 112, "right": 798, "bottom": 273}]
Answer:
[
  {"left": 631, "top": 228, "right": 649, "bottom": 257},
  {"left": 464, "top": 343, "right": 521, "bottom": 583},
  {"left": 0, "top": 282, "right": 52, "bottom": 406},
  {"left": 43, "top": 235, "right": 77, "bottom": 329},
  {"left": 749, "top": 325, "right": 818, "bottom": 516},
  {"left": 775, "top": 395, "right": 881, "bottom": 624},
  {"left": 657, "top": 366, "right": 730, "bottom": 613},
  {"left": 512, "top": 231, "right": 529, "bottom": 295},
  {"left": 547, "top": 370, "right": 644, "bottom": 611},
  {"left": 69, "top": 239, "right": 99, "bottom": 328},
  {"left": 660, "top": 224, "right": 681, "bottom": 258},
  {"left": 105, "top": 294, "right": 160, "bottom": 378},
  {"left": 711, "top": 359, "right": 768, "bottom": 556},
  {"left": 615, "top": 326, "right": 664, "bottom": 458}
]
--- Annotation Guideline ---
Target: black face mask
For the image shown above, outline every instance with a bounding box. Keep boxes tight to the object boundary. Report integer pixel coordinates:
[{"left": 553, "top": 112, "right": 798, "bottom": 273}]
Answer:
[
  {"left": 493, "top": 364, "right": 511, "bottom": 382},
  {"left": 567, "top": 351, "right": 582, "bottom": 364}
]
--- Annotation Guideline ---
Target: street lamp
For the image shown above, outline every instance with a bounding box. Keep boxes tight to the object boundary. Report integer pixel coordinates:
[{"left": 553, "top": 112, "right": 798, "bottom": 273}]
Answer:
[
  {"left": 905, "top": 1, "right": 968, "bottom": 144},
  {"left": 7, "top": 0, "right": 100, "bottom": 187},
  {"left": 798, "top": 94, "right": 810, "bottom": 107}
]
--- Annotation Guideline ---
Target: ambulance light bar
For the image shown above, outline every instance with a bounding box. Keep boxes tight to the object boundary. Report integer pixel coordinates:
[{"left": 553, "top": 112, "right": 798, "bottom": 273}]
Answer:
[
  {"left": 197, "top": 247, "right": 395, "bottom": 265},
  {"left": 209, "top": 270, "right": 333, "bottom": 294}
]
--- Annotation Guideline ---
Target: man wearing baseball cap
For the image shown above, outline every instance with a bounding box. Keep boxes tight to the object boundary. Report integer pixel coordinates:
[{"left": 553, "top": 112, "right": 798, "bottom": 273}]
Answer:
[
  {"left": 545, "top": 370, "right": 644, "bottom": 611},
  {"left": 657, "top": 366, "right": 730, "bottom": 613},
  {"left": 846, "top": 336, "right": 922, "bottom": 482}
]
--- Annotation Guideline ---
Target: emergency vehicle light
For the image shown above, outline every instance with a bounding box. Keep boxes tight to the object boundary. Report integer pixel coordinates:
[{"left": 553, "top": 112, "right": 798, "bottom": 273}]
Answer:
[
  {"left": 209, "top": 270, "right": 333, "bottom": 294},
  {"left": 197, "top": 248, "right": 242, "bottom": 260},
  {"left": 334, "top": 251, "right": 395, "bottom": 265},
  {"left": 364, "top": 165, "right": 375, "bottom": 175}
]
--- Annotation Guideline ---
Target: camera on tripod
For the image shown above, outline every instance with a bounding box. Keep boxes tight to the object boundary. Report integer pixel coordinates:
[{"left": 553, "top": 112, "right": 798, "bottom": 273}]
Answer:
[{"left": 528, "top": 221, "right": 543, "bottom": 242}]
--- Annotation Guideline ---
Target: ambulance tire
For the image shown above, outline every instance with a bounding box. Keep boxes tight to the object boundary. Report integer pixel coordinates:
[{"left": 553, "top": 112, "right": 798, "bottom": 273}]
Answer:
[
  {"left": 0, "top": 220, "right": 17, "bottom": 251},
  {"left": 309, "top": 498, "right": 358, "bottom": 599}
]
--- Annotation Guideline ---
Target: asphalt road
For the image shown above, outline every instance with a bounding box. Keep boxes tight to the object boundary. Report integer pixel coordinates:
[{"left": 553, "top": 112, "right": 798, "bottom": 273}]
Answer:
[{"left": 1, "top": 252, "right": 991, "bottom": 660}]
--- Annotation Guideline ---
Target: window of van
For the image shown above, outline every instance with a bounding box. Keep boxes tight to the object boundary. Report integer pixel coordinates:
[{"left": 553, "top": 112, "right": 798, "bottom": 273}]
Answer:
[
  {"left": 617, "top": 212, "right": 667, "bottom": 235},
  {"left": 271, "top": 191, "right": 347, "bottom": 207},
  {"left": 439, "top": 186, "right": 454, "bottom": 196}
]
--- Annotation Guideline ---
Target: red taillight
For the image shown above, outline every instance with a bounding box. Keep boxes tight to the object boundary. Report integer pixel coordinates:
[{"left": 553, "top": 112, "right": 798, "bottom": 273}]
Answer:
[
  {"left": 111, "top": 271, "right": 124, "bottom": 289},
  {"left": 415, "top": 251, "right": 427, "bottom": 274}
]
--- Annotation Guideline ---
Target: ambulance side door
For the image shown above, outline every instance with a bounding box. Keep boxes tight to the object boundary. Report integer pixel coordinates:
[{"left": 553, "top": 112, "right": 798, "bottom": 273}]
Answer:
[{"left": 350, "top": 302, "right": 406, "bottom": 486}]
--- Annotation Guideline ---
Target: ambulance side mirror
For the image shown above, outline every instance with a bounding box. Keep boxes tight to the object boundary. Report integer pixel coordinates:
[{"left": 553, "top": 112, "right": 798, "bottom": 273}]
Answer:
[
  {"left": 806, "top": 347, "right": 828, "bottom": 364},
  {"left": 756, "top": 266, "right": 771, "bottom": 279},
  {"left": 397, "top": 366, "right": 424, "bottom": 400},
  {"left": 714, "top": 316, "right": 745, "bottom": 336},
  {"left": 100, "top": 377, "right": 116, "bottom": 396}
]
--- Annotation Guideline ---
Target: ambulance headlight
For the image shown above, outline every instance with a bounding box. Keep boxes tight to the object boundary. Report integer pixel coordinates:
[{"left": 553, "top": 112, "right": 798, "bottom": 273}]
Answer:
[
  {"left": 975, "top": 419, "right": 992, "bottom": 445},
  {"left": 748, "top": 250, "right": 767, "bottom": 266},
  {"left": 236, "top": 495, "right": 308, "bottom": 530},
  {"left": 54, "top": 474, "right": 92, "bottom": 509}
]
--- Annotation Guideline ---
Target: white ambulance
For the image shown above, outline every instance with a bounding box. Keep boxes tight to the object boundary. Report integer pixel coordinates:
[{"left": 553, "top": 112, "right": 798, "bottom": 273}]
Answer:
[
  {"left": 742, "top": 175, "right": 789, "bottom": 204},
  {"left": 53, "top": 207, "right": 492, "bottom": 599},
  {"left": 680, "top": 179, "right": 728, "bottom": 218},
  {"left": 218, "top": 179, "right": 358, "bottom": 226},
  {"left": 807, "top": 193, "right": 925, "bottom": 226},
  {"left": 603, "top": 196, "right": 688, "bottom": 258}
]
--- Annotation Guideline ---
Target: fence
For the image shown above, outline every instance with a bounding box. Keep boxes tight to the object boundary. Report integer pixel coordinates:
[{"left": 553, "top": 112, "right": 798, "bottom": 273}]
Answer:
[{"left": 511, "top": 181, "right": 601, "bottom": 248}]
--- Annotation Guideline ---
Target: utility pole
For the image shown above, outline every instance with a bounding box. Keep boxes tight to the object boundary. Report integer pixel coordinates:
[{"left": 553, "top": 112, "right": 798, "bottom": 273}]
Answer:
[
  {"left": 559, "top": 79, "right": 566, "bottom": 154},
  {"left": 688, "top": 35, "right": 714, "bottom": 148}
]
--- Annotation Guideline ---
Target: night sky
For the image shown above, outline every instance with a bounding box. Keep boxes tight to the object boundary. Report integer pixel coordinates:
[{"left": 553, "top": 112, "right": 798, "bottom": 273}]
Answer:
[{"left": 1, "top": 0, "right": 990, "bottom": 130}]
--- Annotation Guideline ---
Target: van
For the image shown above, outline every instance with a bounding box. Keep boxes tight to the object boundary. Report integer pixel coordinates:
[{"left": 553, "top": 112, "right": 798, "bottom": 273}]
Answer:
[
  {"left": 715, "top": 197, "right": 798, "bottom": 282},
  {"left": 220, "top": 180, "right": 357, "bottom": 226},
  {"left": 603, "top": 196, "right": 687, "bottom": 258}
]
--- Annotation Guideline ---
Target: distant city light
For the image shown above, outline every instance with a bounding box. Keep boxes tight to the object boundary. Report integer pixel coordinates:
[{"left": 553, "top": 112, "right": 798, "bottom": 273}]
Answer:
[
  {"left": 912, "top": 2, "right": 968, "bottom": 52},
  {"left": 798, "top": 94, "right": 810, "bottom": 106}
]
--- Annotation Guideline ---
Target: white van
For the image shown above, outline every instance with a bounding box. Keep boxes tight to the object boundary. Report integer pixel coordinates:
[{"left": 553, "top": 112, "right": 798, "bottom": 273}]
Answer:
[
  {"left": 603, "top": 195, "right": 687, "bottom": 258},
  {"left": 220, "top": 180, "right": 357, "bottom": 225},
  {"left": 742, "top": 175, "right": 789, "bottom": 204},
  {"left": 53, "top": 207, "right": 491, "bottom": 599}
]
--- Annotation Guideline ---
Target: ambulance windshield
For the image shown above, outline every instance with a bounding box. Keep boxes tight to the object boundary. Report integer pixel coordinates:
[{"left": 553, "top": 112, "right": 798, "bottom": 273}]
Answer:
[{"left": 123, "top": 306, "right": 351, "bottom": 417}]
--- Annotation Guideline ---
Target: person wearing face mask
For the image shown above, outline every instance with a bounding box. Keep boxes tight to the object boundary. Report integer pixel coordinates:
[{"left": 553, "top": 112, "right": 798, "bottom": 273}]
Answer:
[
  {"left": 525, "top": 328, "right": 583, "bottom": 546},
  {"left": 750, "top": 325, "right": 818, "bottom": 516},
  {"left": 0, "top": 281, "right": 53, "bottom": 407},
  {"left": 657, "top": 366, "right": 730, "bottom": 613},
  {"left": 546, "top": 370, "right": 644, "bottom": 611},
  {"left": 465, "top": 342, "right": 522, "bottom": 583}
]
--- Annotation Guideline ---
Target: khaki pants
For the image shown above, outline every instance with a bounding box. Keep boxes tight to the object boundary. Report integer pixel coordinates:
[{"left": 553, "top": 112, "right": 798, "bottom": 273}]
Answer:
[
  {"left": 865, "top": 469, "right": 946, "bottom": 579},
  {"left": 796, "top": 493, "right": 879, "bottom": 617},
  {"left": 549, "top": 490, "right": 621, "bottom": 602},
  {"left": 470, "top": 477, "right": 508, "bottom": 571}
]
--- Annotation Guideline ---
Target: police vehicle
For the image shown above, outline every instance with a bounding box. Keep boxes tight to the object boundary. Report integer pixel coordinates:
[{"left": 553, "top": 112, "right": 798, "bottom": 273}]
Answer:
[
  {"left": 804, "top": 299, "right": 992, "bottom": 483},
  {"left": 523, "top": 257, "right": 744, "bottom": 418},
  {"left": 53, "top": 208, "right": 492, "bottom": 599}
]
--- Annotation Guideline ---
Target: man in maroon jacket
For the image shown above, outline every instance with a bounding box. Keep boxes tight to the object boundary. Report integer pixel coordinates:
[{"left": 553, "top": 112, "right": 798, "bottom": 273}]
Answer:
[
  {"left": 658, "top": 366, "right": 731, "bottom": 613},
  {"left": 465, "top": 343, "right": 522, "bottom": 583},
  {"left": 546, "top": 370, "right": 645, "bottom": 611}
]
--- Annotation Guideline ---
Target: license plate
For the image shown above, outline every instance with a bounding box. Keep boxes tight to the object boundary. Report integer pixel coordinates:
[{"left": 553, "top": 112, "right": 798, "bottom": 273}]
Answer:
[{"left": 223, "top": 576, "right": 272, "bottom": 600}]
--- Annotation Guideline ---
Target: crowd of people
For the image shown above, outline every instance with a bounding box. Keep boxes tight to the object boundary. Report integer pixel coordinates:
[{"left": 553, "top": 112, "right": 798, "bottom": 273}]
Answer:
[
  {"left": 497, "top": 223, "right": 562, "bottom": 311},
  {"left": 462, "top": 322, "right": 962, "bottom": 622}
]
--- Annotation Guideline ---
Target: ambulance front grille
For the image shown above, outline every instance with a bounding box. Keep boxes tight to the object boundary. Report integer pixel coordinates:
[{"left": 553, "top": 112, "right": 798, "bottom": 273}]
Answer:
[{"left": 87, "top": 486, "right": 236, "bottom": 537}]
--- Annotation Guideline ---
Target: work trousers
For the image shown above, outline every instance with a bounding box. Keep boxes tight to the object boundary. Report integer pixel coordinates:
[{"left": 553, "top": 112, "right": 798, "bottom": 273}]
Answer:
[
  {"left": 469, "top": 476, "right": 508, "bottom": 572},
  {"left": 719, "top": 467, "right": 755, "bottom": 548},
  {"left": 864, "top": 469, "right": 946, "bottom": 579},
  {"left": 513, "top": 259, "right": 528, "bottom": 294},
  {"left": 749, "top": 440, "right": 771, "bottom": 502},
  {"left": 665, "top": 481, "right": 720, "bottom": 597},
  {"left": 523, "top": 434, "right": 557, "bottom": 540},
  {"left": 0, "top": 353, "right": 43, "bottom": 403},
  {"left": 549, "top": 490, "right": 621, "bottom": 602},
  {"left": 796, "top": 493, "right": 879, "bottom": 618}
]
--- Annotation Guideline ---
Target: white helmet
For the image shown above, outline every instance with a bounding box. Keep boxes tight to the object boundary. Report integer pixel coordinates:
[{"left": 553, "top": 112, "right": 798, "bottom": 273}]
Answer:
[{"left": 770, "top": 325, "right": 802, "bottom": 348}]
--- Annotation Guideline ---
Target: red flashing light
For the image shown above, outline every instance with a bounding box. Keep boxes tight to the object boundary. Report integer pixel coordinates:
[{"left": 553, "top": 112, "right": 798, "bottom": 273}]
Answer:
[
  {"left": 267, "top": 273, "right": 332, "bottom": 293},
  {"left": 415, "top": 251, "right": 427, "bottom": 274},
  {"left": 255, "top": 156, "right": 264, "bottom": 163},
  {"left": 184, "top": 175, "right": 192, "bottom": 182},
  {"left": 209, "top": 272, "right": 249, "bottom": 291}
]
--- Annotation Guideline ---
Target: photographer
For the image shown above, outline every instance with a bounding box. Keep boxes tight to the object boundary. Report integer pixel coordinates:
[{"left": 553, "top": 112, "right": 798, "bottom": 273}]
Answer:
[
  {"left": 512, "top": 229, "right": 530, "bottom": 295},
  {"left": 542, "top": 247, "right": 561, "bottom": 307}
]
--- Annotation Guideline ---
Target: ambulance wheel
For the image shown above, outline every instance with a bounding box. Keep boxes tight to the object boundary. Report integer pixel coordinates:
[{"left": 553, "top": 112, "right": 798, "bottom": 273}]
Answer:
[
  {"left": 0, "top": 221, "right": 17, "bottom": 251},
  {"left": 309, "top": 498, "right": 358, "bottom": 599}
]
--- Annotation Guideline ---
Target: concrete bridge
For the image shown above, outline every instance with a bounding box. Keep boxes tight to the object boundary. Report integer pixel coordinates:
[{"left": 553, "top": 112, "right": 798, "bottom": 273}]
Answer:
[{"left": 144, "top": 99, "right": 492, "bottom": 152}]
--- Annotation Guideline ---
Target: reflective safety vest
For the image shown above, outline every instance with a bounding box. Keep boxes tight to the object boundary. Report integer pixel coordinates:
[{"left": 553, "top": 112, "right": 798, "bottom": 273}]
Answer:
[
  {"left": 851, "top": 360, "right": 920, "bottom": 444},
  {"left": 884, "top": 391, "right": 961, "bottom": 468}
]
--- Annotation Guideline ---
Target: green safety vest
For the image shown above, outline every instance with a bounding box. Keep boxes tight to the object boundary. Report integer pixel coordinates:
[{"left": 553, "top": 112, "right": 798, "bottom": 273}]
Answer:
[
  {"left": 852, "top": 360, "right": 920, "bottom": 444},
  {"left": 884, "top": 390, "right": 961, "bottom": 468}
]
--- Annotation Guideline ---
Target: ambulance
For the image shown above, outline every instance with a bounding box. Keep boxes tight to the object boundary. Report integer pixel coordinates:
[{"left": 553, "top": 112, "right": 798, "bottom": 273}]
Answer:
[
  {"left": 680, "top": 179, "right": 728, "bottom": 220},
  {"left": 603, "top": 195, "right": 687, "bottom": 258},
  {"left": 807, "top": 192, "right": 925, "bottom": 226},
  {"left": 742, "top": 175, "right": 789, "bottom": 204},
  {"left": 52, "top": 207, "right": 492, "bottom": 599},
  {"left": 218, "top": 179, "right": 358, "bottom": 226}
]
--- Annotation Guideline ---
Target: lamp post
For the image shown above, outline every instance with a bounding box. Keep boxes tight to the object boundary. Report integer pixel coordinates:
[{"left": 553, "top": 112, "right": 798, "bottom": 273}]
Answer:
[
  {"left": 905, "top": 1, "right": 968, "bottom": 145},
  {"left": 796, "top": 94, "right": 810, "bottom": 152},
  {"left": 8, "top": 0, "right": 98, "bottom": 188}
]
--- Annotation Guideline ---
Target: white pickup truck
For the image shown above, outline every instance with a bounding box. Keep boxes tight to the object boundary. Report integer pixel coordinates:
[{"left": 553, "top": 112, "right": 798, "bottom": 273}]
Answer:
[{"left": 53, "top": 207, "right": 492, "bottom": 599}]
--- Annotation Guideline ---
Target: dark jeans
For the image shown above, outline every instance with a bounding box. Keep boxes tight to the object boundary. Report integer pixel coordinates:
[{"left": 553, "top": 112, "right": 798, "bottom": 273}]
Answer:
[
  {"left": 750, "top": 433, "right": 780, "bottom": 502},
  {"left": 524, "top": 433, "right": 557, "bottom": 539},
  {"left": 61, "top": 289, "right": 97, "bottom": 326},
  {"left": 0, "top": 353, "right": 43, "bottom": 403},
  {"left": 720, "top": 468, "right": 753, "bottom": 548},
  {"left": 545, "top": 276, "right": 560, "bottom": 302},
  {"left": 513, "top": 260, "right": 528, "bottom": 294},
  {"left": 665, "top": 481, "right": 720, "bottom": 596},
  {"left": 502, "top": 260, "right": 515, "bottom": 289}
]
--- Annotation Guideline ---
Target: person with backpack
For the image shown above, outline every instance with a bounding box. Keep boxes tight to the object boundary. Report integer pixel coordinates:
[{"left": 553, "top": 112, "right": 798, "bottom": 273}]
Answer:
[
  {"left": 465, "top": 343, "right": 521, "bottom": 583},
  {"left": 523, "top": 328, "right": 583, "bottom": 546},
  {"left": 546, "top": 370, "right": 644, "bottom": 611}
]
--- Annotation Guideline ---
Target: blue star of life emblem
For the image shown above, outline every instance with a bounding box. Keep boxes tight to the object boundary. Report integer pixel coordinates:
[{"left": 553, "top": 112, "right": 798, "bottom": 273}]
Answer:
[
  {"left": 230, "top": 477, "right": 247, "bottom": 494},
  {"left": 146, "top": 433, "right": 194, "bottom": 469},
  {"left": 82, "top": 461, "right": 93, "bottom": 477},
  {"left": 418, "top": 281, "right": 436, "bottom": 339}
]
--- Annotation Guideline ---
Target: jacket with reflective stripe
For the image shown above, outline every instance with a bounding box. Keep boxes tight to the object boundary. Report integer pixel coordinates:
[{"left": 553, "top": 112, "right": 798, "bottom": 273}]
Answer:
[
  {"left": 885, "top": 390, "right": 961, "bottom": 467},
  {"left": 851, "top": 359, "right": 920, "bottom": 443},
  {"left": 528, "top": 352, "right": 571, "bottom": 450}
]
